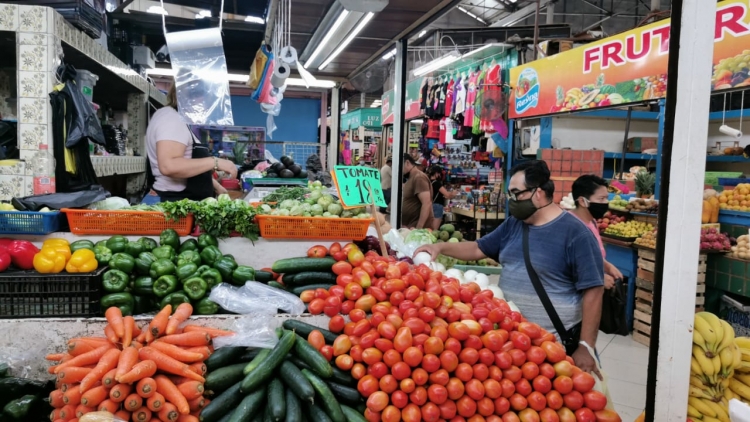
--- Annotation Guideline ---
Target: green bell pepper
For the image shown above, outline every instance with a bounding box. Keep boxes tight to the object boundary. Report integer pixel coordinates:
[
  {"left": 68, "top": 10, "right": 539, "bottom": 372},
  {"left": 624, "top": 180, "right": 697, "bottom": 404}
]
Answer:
[
  {"left": 138, "top": 237, "right": 158, "bottom": 251},
  {"left": 100, "top": 292, "right": 134, "bottom": 315},
  {"left": 133, "top": 276, "right": 155, "bottom": 296},
  {"left": 135, "top": 252, "right": 157, "bottom": 275},
  {"left": 160, "top": 290, "right": 191, "bottom": 310},
  {"left": 197, "top": 233, "right": 219, "bottom": 250},
  {"left": 150, "top": 259, "right": 176, "bottom": 279},
  {"left": 109, "top": 253, "right": 136, "bottom": 274},
  {"left": 152, "top": 245, "right": 175, "bottom": 261},
  {"left": 177, "top": 250, "right": 202, "bottom": 267},
  {"left": 70, "top": 239, "right": 95, "bottom": 253},
  {"left": 214, "top": 256, "right": 238, "bottom": 282},
  {"left": 153, "top": 275, "right": 178, "bottom": 298},
  {"left": 106, "top": 235, "right": 128, "bottom": 254},
  {"left": 195, "top": 297, "right": 220, "bottom": 315},
  {"left": 93, "top": 245, "right": 112, "bottom": 265},
  {"left": 195, "top": 265, "right": 211, "bottom": 276},
  {"left": 179, "top": 238, "right": 199, "bottom": 253},
  {"left": 201, "top": 268, "right": 223, "bottom": 289},
  {"left": 183, "top": 277, "right": 208, "bottom": 300},
  {"left": 232, "top": 265, "right": 256, "bottom": 285},
  {"left": 200, "top": 246, "right": 222, "bottom": 266},
  {"left": 95, "top": 240, "right": 108, "bottom": 249},
  {"left": 103, "top": 269, "right": 130, "bottom": 293},
  {"left": 176, "top": 263, "right": 198, "bottom": 281},
  {"left": 3, "top": 394, "right": 38, "bottom": 419},
  {"left": 132, "top": 295, "right": 154, "bottom": 315},
  {"left": 125, "top": 241, "right": 145, "bottom": 257},
  {"left": 160, "top": 229, "right": 180, "bottom": 249}
]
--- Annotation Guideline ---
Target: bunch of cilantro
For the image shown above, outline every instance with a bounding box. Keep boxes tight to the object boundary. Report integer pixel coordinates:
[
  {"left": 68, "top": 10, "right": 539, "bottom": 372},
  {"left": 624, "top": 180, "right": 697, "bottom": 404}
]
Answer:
[{"left": 159, "top": 195, "right": 260, "bottom": 240}]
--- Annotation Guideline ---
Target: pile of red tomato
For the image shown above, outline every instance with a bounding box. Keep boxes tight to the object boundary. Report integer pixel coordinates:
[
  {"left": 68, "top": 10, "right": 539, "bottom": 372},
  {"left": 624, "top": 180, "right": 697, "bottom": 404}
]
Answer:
[{"left": 300, "top": 243, "right": 621, "bottom": 422}]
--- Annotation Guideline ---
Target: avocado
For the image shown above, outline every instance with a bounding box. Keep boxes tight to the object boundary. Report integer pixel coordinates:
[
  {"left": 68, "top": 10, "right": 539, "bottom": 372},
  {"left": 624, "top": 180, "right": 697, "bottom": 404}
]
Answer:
[
  {"left": 271, "top": 162, "right": 285, "bottom": 173},
  {"left": 281, "top": 156, "right": 295, "bottom": 167},
  {"left": 289, "top": 164, "right": 302, "bottom": 176},
  {"left": 298, "top": 170, "right": 308, "bottom": 179},
  {"left": 266, "top": 172, "right": 278, "bottom": 178},
  {"left": 280, "top": 169, "right": 294, "bottom": 178},
  {"left": 439, "top": 231, "right": 450, "bottom": 241},
  {"left": 439, "top": 224, "right": 455, "bottom": 234},
  {"left": 451, "top": 231, "right": 463, "bottom": 241}
]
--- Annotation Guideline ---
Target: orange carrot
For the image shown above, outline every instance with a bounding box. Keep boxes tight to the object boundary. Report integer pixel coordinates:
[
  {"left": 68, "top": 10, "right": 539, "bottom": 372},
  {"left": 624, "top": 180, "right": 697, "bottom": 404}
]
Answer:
[
  {"left": 50, "top": 408, "right": 62, "bottom": 421},
  {"left": 148, "top": 342, "right": 203, "bottom": 363},
  {"left": 116, "top": 346, "right": 140, "bottom": 380},
  {"left": 102, "top": 369, "right": 118, "bottom": 389},
  {"left": 79, "top": 348, "right": 121, "bottom": 394},
  {"left": 145, "top": 328, "right": 154, "bottom": 345},
  {"left": 98, "top": 399, "right": 119, "bottom": 413},
  {"left": 60, "top": 383, "right": 72, "bottom": 393},
  {"left": 149, "top": 305, "right": 172, "bottom": 338},
  {"left": 155, "top": 332, "right": 210, "bottom": 347},
  {"left": 135, "top": 327, "right": 148, "bottom": 344},
  {"left": 55, "top": 346, "right": 113, "bottom": 374},
  {"left": 63, "top": 387, "right": 83, "bottom": 406},
  {"left": 175, "top": 381, "right": 204, "bottom": 401},
  {"left": 187, "top": 362, "right": 206, "bottom": 376},
  {"left": 80, "top": 385, "right": 109, "bottom": 407},
  {"left": 124, "top": 393, "right": 143, "bottom": 412},
  {"left": 117, "top": 360, "right": 157, "bottom": 385},
  {"left": 104, "top": 324, "right": 119, "bottom": 345},
  {"left": 50, "top": 389, "right": 65, "bottom": 408},
  {"left": 146, "top": 392, "right": 165, "bottom": 412},
  {"left": 186, "top": 397, "right": 204, "bottom": 412},
  {"left": 59, "top": 404, "right": 76, "bottom": 420},
  {"left": 132, "top": 406, "right": 152, "bottom": 422},
  {"left": 48, "top": 365, "right": 59, "bottom": 375},
  {"left": 106, "top": 307, "right": 125, "bottom": 338},
  {"left": 136, "top": 378, "right": 156, "bottom": 398},
  {"left": 157, "top": 402, "right": 179, "bottom": 422},
  {"left": 154, "top": 375, "right": 189, "bottom": 415},
  {"left": 183, "top": 347, "right": 211, "bottom": 361},
  {"left": 109, "top": 383, "right": 132, "bottom": 403},
  {"left": 123, "top": 316, "right": 135, "bottom": 347},
  {"left": 165, "top": 303, "right": 193, "bottom": 336},
  {"left": 47, "top": 353, "right": 66, "bottom": 361},
  {"left": 114, "top": 409, "right": 131, "bottom": 421},
  {"left": 182, "top": 325, "right": 234, "bottom": 338},
  {"left": 75, "top": 403, "right": 94, "bottom": 417},
  {"left": 138, "top": 348, "right": 204, "bottom": 383},
  {"left": 131, "top": 341, "right": 144, "bottom": 350},
  {"left": 176, "top": 415, "right": 199, "bottom": 422},
  {"left": 68, "top": 337, "right": 110, "bottom": 354},
  {"left": 167, "top": 376, "right": 194, "bottom": 386},
  {"left": 57, "top": 367, "right": 92, "bottom": 383}
]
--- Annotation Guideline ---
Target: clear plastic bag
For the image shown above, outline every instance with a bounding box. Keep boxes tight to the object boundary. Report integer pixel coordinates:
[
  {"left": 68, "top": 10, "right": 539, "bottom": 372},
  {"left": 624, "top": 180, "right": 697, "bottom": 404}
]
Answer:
[
  {"left": 208, "top": 282, "right": 306, "bottom": 315},
  {"left": 212, "top": 315, "right": 278, "bottom": 349},
  {"left": 730, "top": 398, "right": 750, "bottom": 421},
  {"left": 0, "top": 345, "right": 45, "bottom": 379},
  {"left": 241, "top": 281, "right": 306, "bottom": 315}
]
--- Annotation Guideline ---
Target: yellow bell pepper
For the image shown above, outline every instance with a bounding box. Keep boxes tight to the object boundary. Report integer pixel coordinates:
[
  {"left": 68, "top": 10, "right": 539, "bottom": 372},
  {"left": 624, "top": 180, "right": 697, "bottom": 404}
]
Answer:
[
  {"left": 33, "top": 248, "right": 67, "bottom": 274},
  {"left": 41, "top": 244, "right": 71, "bottom": 263},
  {"left": 65, "top": 249, "right": 98, "bottom": 273},
  {"left": 43, "top": 238, "right": 69, "bottom": 248}
]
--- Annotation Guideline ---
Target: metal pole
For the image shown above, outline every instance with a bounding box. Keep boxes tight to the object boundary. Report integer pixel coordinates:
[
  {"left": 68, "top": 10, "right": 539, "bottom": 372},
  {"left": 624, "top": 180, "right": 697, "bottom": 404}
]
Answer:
[
  {"left": 619, "top": 107, "right": 632, "bottom": 181},
  {"left": 329, "top": 87, "right": 341, "bottom": 171},
  {"left": 646, "top": 0, "right": 715, "bottom": 420},
  {"left": 546, "top": 2, "right": 555, "bottom": 24},
  {"left": 389, "top": 39, "right": 407, "bottom": 230},
  {"left": 319, "top": 90, "right": 328, "bottom": 171},
  {"left": 533, "top": 0, "right": 541, "bottom": 60}
]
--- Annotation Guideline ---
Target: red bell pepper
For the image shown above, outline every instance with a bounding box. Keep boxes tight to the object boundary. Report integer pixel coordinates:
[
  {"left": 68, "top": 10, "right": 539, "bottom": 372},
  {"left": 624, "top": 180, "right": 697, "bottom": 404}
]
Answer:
[
  {"left": 0, "top": 238, "right": 14, "bottom": 248},
  {"left": 0, "top": 246, "right": 10, "bottom": 272},
  {"left": 7, "top": 241, "right": 39, "bottom": 270}
]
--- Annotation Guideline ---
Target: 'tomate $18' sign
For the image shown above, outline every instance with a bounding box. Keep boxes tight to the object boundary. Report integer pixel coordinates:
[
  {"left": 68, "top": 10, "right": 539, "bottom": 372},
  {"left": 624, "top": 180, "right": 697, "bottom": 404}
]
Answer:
[
  {"left": 510, "top": 0, "right": 750, "bottom": 119},
  {"left": 332, "top": 166, "right": 387, "bottom": 208}
]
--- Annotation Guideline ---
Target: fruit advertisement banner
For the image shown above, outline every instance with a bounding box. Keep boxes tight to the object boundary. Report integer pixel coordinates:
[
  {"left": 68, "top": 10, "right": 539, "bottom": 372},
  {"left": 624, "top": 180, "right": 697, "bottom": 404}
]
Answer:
[
  {"left": 381, "top": 78, "right": 425, "bottom": 125},
  {"left": 510, "top": 0, "right": 750, "bottom": 119}
]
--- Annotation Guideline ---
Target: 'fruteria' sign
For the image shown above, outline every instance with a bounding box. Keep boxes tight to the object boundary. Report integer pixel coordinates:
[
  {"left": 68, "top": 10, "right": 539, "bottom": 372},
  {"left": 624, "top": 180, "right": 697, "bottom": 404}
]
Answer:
[{"left": 332, "top": 166, "right": 387, "bottom": 208}]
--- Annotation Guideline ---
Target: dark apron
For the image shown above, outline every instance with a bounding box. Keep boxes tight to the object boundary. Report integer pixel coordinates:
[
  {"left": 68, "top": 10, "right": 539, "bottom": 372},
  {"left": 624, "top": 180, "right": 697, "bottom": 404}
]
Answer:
[{"left": 147, "top": 134, "right": 215, "bottom": 202}]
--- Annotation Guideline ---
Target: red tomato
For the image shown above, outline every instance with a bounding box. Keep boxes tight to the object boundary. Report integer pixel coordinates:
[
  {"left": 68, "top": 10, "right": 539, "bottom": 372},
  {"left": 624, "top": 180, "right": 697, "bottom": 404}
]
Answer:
[
  {"left": 517, "top": 322, "right": 541, "bottom": 339},
  {"left": 472, "top": 364, "right": 489, "bottom": 381},
  {"left": 360, "top": 330, "right": 380, "bottom": 349},
  {"left": 440, "top": 350, "right": 460, "bottom": 372},
  {"left": 382, "top": 405, "right": 401, "bottom": 422},
  {"left": 521, "top": 362, "right": 540, "bottom": 380},
  {"left": 367, "top": 391, "right": 389, "bottom": 412},
  {"left": 483, "top": 379, "right": 501, "bottom": 399},
  {"left": 332, "top": 335, "right": 352, "bottom": 356},
  {"left": 582, "top": 391, "right": 607, "bottom": 411},
  {"left": 393, "top": 327, "right": 413, "bottom": 353},
  {"left": 404, "top": 285, "right": 421, "bottom": 301},
  {"left": 541, "top": 341, "right": 566, "bottom": 363},
  {"left": 504, "top": 366, "right": 522, "bottom": 383},
  {"left": 439, "top": 399, "right": 458, "bottom": 419},
  {"left": 396, "top": 261, "right": 409, "bottom": 276},
  {"left": 420, "top": 353, "right": 440, "bottom": 372},
  {"left": 427, "top": 384, "right": 448, "bottom": 405},
  {"left": 379, "top": 374, "right": 398, "bottom": 394},
  {"left": 413, "top": 334, "right": 429, "bottom": 347},
  {"left": 308, "top": 298, "right": 325, "bottom": 315},
  {"left": 392, "top": 361, "right": 412, "bottom": 381},
  {"left": 489, "top": 365, "right": 503, "bottom": 382},
  {"left": 476, "top": 397, "right": 495, "bottom": 417},
  {"left": 378, "top": 321, "right": 397, "bottom": 340},
  {"left": 532, "top": 375, "right": 552, "bottom": 394},
  {"left": 362, "top": 347, "right": 383, "bottom": 365},
  {"left": 389, "top": 291, "right": 405, "bottom": 306},
  {"left": 343, "top": 283, "right": 363, "bottom": 301},
  {"left": 545, "top": 391, "right": 564, "bottom": 410},
  {"left": 354, "top": 294, "right": 376, "bottom": 313},
  {"left": 447, "top": 377, "right": 465, "bottom": 400},
  {"left": 327, "top": 315, "right": 345, "bottom": 333},
  {"left": 510, "top": 331, "right": 531, "bottom": 351},
  {"left": 351, "top": 362, "right": 366, "bottom": 380},
  {"left": 500, "top": 379, "right": 515, "bottom": 399},
  {"left": 404, "top": 318, "right": 426, "bottom": 336},
  {"left": 557, "top": 407, "right": 576, "bottom": 422},
  {"left": 539, "top": 408, "right": 560, "bottom": 422},
  {"left": 307, "top": 245, "right": 328, "bottom": 257},
  {"left": 445, "top": 338, "right": 463, "bottom": 355},
  {"left": 563, "top": 391, "right": 584, "bottom": 411},
  {"left": 509, "top": 393, "right": 528, "bottom": 412},
  {"left": 509, "top": 349, "right": 527, "bottom": 367},
  {"left": 363, "top": 408, "right": 380, "bottom": 422},
  {"left": 465, "top": 379, "right": 486, "bottom": 401},
  {"left": 524, "top": 346, "right": 545, "bottom": 365},
  {"left": 429, "top": 369, "right": 450, "bottom": 386},
  {"left": 538, "top": 363, "right": 555, "bottom": 380},
  {"left": 384, "top": 265, "right": 401, "bottom": 280},
  {"left": 459, "top": 348, "right": 479, "bottom": 366},
  {"left": 412, "top": 368, "right": 428, "bottom": 385},
  {"left": 527, "top": 391, "right": 547, "bottom": 412},
  {"left": 478, "top": 349, "right": 495, "bottom": 366},
  {"left": 448, "top": 323, "right": 470, "bottom": 341},
  {"left": 391, "top": 390, "right": 409, "bottom": 409},
  {"left": 368, "top": 286, "right": 387, "bottom": 302},
  {"left": 455, "top": 362, "right": 474, "bottom": 382},
  {"left": 329, "top": 242, "right": 342, "bottom": 254},
  {"left": 409, "top": 387, "right": 428, "bottom": 406},
  {"left": 424, "top": 337, "right": 445, "bottom": 355},
  {"left": 357, "top": 375, "right": 379, "bottom": 397},
  {"left": 514, "top": 378, "right": 532, "bottom": 396},
  {"left": 332, "top": 251, "right": 348, "bottom": 262},
  {"left": 553, "top": 360, "right": 574, "bottom": 377},
  {"left": 418, "top": 307, "right": 436, "bottom": 323},
  {"left": 359, "top": 261, "right": 376, "bottom": 277},
  {"left": 593, "top": 409, "right": 622, "bottom": 422},
  {"left": 494, "top": 351, "right": 513, "bottom": 369},
  {"left": 574, "top": 408, "right": 595, "bottom": 422},
  {"left": 400, "top": 378, "right": 416, "bottom": 393},
  {"left": 319, "top": 345, "right": 333, "bottom": 361},
  {"left": 332, "top": 261, "right": 352, "bottom": 275},
  {"left": 421, "top": 402, "right": 440, "bottom": 422},
  {"left": 572, "top": 372, "right": 596, "bottom": 393},
  {"left": 402, "top": 347, "right": 424, "bottom": 368},
  {"left": 307, "top": 330, "right": 325, "bottom": 351},
  {"left": 401, "top": 404, "right": 421, "bottom": 422},
  {"left": 383, "top": 349, "right": 402, "bottom": 367},
  {"left": 456, "top": 395, "right": 478, "bottom": 418},
  {"left": 553, "top": 376, "right": 574, "bottom": 395},
  {"left": 335, "top": 354, "right": 353, "bottom": 371},
  {"left": 300, "top": 290, "right": 315, "bottom": 303},
  {"left": 493, "top": 397, "right": 510, "bottom": 415}
]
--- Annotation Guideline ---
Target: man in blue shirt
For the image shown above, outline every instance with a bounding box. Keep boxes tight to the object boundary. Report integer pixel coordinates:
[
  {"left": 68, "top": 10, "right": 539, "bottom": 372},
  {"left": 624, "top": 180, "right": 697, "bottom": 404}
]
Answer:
[{"left": 415, "top": 160, "right": 604, "bottom": 377}]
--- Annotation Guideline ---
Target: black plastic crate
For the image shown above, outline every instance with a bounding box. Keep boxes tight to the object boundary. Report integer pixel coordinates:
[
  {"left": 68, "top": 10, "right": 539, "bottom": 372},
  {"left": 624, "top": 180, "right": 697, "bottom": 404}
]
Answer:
[{"left": 0, "top": 267, "right": 106, "bottom": 318}]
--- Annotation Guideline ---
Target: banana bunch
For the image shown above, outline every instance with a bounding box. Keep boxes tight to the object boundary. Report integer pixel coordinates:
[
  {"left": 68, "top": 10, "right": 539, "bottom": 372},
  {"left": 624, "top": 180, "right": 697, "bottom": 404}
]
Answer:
[
  {"left": 729, "top": 337, "right": 750, "bottom": 403},
  {"left": 563, "top": 88, "right": 583, "bottom": 105},
  {"left": 734, "top": 337, "right": 750, "bottom": 375}
]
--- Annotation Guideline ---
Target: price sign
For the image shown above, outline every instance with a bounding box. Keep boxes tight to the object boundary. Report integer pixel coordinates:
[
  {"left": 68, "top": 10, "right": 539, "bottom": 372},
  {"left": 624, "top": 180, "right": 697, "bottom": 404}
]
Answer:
[{"left": 332, "top": 166, "right": 387, "bottom": 208}]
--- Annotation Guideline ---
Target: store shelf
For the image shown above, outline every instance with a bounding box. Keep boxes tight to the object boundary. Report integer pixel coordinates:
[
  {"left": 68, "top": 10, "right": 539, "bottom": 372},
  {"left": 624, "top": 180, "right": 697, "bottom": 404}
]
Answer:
[
  {"left": 149, "top": 86, "right": 167, "bottom": 107},
  {"left": 709, "top": 108, "right": 750, "bottom": 122},
  {"left": 90, "top": 156, "right": 146, "bottom": 177},
  {"left": 719, "top": 210, "right": 750, "bottom": 226},
  {"left": 604, "top": 152, "right": 658, "bottom": 160},
  {"left": 706, "top": 155, "right": 749, "bottom": 162},
  {"left": 554, "top": 109, "right": 660, "bottom": 121}
]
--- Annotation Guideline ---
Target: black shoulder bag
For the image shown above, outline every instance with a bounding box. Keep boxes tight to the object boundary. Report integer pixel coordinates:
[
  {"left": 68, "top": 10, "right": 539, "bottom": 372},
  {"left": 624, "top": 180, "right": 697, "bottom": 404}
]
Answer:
[{"left": 522, "top": 224, "right": 582, "bottom": 355}]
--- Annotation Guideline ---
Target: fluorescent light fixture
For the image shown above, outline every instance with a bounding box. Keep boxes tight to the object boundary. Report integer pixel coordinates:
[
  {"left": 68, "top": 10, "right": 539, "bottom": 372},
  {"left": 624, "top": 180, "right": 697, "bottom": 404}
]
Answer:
[
  {"left": 287, "top": 78, "right": 336, "bottom": 88},
  {"left": 319, "top": 12, "right": 375, "bottom": 71},
  {"left": 245, "top": 15, "right": 264, "bottom": 24},
  {"left": 305, "top": 10, "right": 350, "bottom": 68},
  {"left": 410, "top": 119, "right": 424, "bottom": 124},
  {"left": 462, "top": 44, "right": 493, "bottom": 58},
  {"left": 382, "top": 48, "right": 396, "bottom": 60},
  {"left": 418, "top": 30, "right": 427, "bottom": 38},
  {"left": 195, "top": 10, "right": 211, "bottom": 19},
  {"left": 146, "top": 5, "right": 168, "bottom": 15},
  {"left": 412, "top": 50, "right": 461, "bottom": 76},
  {"left": 457, "top": 6, "right": 487, "bottom": 24}
]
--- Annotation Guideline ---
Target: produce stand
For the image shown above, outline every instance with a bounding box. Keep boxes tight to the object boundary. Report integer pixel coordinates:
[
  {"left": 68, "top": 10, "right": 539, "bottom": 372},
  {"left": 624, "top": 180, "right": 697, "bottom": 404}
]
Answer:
[
  {"left": 448, "top": 207, "right": 505, "bottom": 240},
  {"left": 246, "top": 178, "right": 308, "bottom": 188}
]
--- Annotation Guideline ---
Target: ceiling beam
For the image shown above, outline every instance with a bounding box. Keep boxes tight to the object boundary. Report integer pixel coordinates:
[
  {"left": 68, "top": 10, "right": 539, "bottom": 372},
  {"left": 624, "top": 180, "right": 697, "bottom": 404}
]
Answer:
[{"left": 489, "top": 0, "right": 554, "bottom": 27}]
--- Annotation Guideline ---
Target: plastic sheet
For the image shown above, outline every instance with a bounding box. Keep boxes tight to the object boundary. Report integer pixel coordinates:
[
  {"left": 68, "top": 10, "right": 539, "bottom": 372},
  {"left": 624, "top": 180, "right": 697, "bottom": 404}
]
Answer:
[
  {"left": 166, "top": 28, "right": 234, "bottom": 126},
  {"left": 212, "top": 315, "right": 279, "bottom": 349},
  {"left": 0, "top": 344, "right": 43, "bottom": 379},
  {"left": 730, "top": 398, "right": 750, "bottom": 421},
  {"left": 208, "top": 281, "right": 306, "bottom": 315}
]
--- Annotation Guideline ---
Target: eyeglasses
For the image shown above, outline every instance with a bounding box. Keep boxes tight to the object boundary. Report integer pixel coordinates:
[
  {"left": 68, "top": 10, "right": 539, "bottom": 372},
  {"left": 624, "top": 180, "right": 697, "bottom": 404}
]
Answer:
[{"left": 508, "top": 187, "right": 537, "bottom": 201}]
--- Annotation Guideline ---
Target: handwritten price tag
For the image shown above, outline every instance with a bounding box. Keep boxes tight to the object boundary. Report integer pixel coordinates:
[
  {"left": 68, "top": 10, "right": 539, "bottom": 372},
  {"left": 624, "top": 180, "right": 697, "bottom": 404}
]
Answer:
[{"left": 332, "top": 166, "right": 387, "bottom": 208}]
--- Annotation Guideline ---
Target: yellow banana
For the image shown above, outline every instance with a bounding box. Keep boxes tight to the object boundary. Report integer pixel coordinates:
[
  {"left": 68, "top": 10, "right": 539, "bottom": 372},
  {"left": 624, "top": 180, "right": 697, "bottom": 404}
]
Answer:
[
  {"left": 720, "top": 346, "right": 737, "bottom": 375},
  {"left": 705, "top": 399, "right": 730, "bottom": 422},
  {"left": 736, "top": 360, "right": 750, "bottom": 374},
  {"left": 698, "top": 312, "right": 725, "bottom": 353},
  {"left": 725, "top": 387, "right": 739, "bottom": 402},
  {"left": 690, "top": 385, "right": 717, "bottom": 400},
  {"left": 704, "top": 416, "right": 723, "bottom": 422},
  {"left": 694, "top": 328, "right": 710, "bottom": 353},
  {"left": 735, "top": 337, "right": 750, "bottom": 350},
  {"left": 740, "top": 348, "right": 750, "bottom": 361},
  {"left": 690, "top": 396, "right": 718, "bottom": 418},
  {"left": 734, "top": 344, "right": 743, "bottom": 368},
  {"left": 695, "top": 313, "right": 719, "bottom": 351},
  {"left": 729, "top": 378, "right": 750, "bottom": 401},
  {"left": 695, "top": 345, "right": 718, "bottom": 377},
  {"left": 692, "top": 356, "right": 705, "bottom": 376},
  {"left": 687, "top": 404, "right": 702, "bottom": 419},
  {"left": 718, "top": 320, "right": 736, "bottom": 352},
  {"left": 713, "top": 355, "right": 723, "bottom": 376},
  {"left": 691, "top": 375, "right": 709, "bottom": 389},
  {"left": 735, "top": 373, "right": 750, "bottom": 386}
]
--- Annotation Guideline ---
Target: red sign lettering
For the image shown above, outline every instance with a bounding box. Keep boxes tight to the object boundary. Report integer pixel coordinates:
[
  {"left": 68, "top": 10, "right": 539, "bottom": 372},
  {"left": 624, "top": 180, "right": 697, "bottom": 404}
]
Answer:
[
  {"left": 716, "top": 4, "right": 750, "bottom": 41},
  {"left": 602, "top": 42, "right": 625, "bottom": 69},
  {"left": 626, "top": 33, "right": 650, "bottom": 61}
]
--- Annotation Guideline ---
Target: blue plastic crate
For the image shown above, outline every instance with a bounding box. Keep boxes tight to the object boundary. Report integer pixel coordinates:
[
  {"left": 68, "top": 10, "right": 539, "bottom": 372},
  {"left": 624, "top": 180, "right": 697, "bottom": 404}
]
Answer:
[
  {"left": 718, "top": 178, "right": 748, "bottom": 187},
  {"left": 0, "top": 211, "right": 62, "bottom": 235}
]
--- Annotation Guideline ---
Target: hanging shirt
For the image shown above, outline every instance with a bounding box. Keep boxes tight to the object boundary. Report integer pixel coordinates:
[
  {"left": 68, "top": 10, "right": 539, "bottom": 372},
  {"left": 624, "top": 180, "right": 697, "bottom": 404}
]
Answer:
[
  {"left": 445, "top": 79, "right": 455, "bottom": 118},
  {"left": 481, "top": 65, "right": 502, "bottom": 133},
  {"left": 436, "top": 82, "right": 447, "bottom": 117},
  {"left": 425, "top": 119, "right": 441, "bottom": 139},
  {"left": 473, "top": 69, "right": 487, "bottom": 135},
  {"left": 455, "top": 77, "right": 467, "bottom": 115},
  {"left": 439, "top": 118, "right": 447, "bottom": 145},
  {"left": 420, "top": 79, "right": 429, "bottom": 115},
  {"left": 463, "top": 72, "right": 478, "bottom": 127},
  {"left": 444, "top": 119, "right": 455, "bottom": 144},
  {"left": 451, "top": 77, "right": 461, "bottom": 116}
]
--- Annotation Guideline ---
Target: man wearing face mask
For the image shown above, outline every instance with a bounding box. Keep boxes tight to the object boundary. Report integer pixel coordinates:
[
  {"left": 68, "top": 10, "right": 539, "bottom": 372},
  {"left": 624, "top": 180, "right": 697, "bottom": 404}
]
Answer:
[
  {"left": 569, "top": 175, "right": 624, "bottom": 290},
  {"left": 415, "top": 160, "right": 604, "bottom": 378}
]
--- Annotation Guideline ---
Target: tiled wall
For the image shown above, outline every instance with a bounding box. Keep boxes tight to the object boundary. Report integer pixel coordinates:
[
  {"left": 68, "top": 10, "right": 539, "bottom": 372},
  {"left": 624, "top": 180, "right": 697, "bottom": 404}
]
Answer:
[
  {"left": 538, "top": 149, "right": 605, "bottom": 203},
  {"left": 706, "top": 223, "right": 750, "bottom": 296}
]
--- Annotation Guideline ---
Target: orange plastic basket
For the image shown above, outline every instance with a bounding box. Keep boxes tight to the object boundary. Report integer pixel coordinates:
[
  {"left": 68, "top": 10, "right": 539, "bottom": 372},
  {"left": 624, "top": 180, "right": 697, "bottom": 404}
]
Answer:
[
  {"left": 255, "top": 215, "right": 373, "bottom": 240},
  {"left": 62, "top": 209, "right": 194, "bottom": 236}
]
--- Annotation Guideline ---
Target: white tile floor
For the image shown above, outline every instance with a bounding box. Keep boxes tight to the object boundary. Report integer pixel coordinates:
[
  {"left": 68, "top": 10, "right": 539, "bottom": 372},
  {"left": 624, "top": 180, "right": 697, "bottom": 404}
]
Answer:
[{"left": 597, "top": 331, "right": 649, "bottom": 422}]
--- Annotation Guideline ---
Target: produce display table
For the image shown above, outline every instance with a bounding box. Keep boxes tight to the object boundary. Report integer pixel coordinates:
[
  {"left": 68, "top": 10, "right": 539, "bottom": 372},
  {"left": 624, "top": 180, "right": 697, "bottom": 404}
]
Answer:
[{"left": 449, "top": 207, "right": 505, "bottom": 239}]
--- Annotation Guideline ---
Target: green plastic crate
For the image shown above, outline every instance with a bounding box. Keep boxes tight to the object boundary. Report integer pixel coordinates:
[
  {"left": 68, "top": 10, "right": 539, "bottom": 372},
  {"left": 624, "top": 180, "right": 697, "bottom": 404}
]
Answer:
[{"left": 454, "top": 265, "right": 503, "bottom": 275}]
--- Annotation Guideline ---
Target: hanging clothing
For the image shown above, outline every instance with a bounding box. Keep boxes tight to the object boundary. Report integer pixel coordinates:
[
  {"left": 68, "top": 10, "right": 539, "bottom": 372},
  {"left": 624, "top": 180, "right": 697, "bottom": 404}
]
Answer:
[
  {"left": 445, "top": 79, "right": 454, "bottom": 118},
  {"left": 425, "top": 81, "right": 436, "bottom": 118},
  {"left": 451, "top": 76, "right": 461, "bottom": 116},
  {"left": 463, "top": 72, "right": 478, "bottom": 127},
  {"left": 481, "top": 64, "right": 502, "bottom": 133},
  {"left": 455, "top": 77, "right": 467, "bottom": 115},
  {"left": 473, "top": 68, "right": 487, "bottom": 135},
  {"left": 419, "top": 78, "right": 429, "bottom": 115},
  {"left": 425, "top": 119, "right": 441, "bottom": 139}
]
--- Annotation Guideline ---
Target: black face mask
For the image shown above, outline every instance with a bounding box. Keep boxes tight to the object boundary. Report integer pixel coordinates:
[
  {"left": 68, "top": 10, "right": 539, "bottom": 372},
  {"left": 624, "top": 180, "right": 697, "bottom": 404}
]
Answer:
[{"left": 587, "top": 201, "right": 609, "bottom": 220}]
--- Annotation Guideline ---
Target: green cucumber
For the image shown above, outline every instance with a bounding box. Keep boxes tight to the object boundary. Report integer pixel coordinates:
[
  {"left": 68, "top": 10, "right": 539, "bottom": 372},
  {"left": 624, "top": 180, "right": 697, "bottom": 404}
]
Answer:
[
  {"left": 330, "top": 367, "right": 356, "bottom": 387},
  {"left": 272, "top": 258, "right": 336, "bottom": 274},
  {"left": 267, "top": 378, "right": 286, "bottom": 421},
  {"left": 250, "top": 407, "right": 265, "bottom": 422},
  {"left": 200, "top": 381, "right": 244, "bottom": 422},
  {"left": 205, "top": 363, "right": 247, "bottom": 394},
  {"left": 279, "top": 361, "right": 315, "bottom": 403},
  {"left": 217, "top": 414, "right": 232, "bottom": 422},
  {"left": 285, "top": 389, "right": 302, "bottom": 422},
  {"left": 255, "top": 270, "right": 274, "bottom": 282},
  {"left": 205, "top": 346, "right": 247, "bottom": 371},
  {"left": 264, "top": 401, "right": 273, "bottom": 422},
  {"left": 281, "top": 273, "right": 297, "bottom": 285},
  {"left": 282, "top": 320, "right": 338, "bottom": 344},
  {"left": 243, "top": 349, "right": 272, "bottom": 375},
  {"left": 237, "top": 348, "right": 263, "bottom": 362},
  {"left": 340, "top": 405, "right": 368, "bottom": 422},
  {"left": 291, "top": 284, "right": 335, "bottom": 296},
  {"left": 286, "top": 272, "right": 337, "bottom": 286},
  {"left": 325, "top": 382, "right": 362, "bottom": 406},
  {"left": 293, "top": 334, "right": 333, "bottom": 378},
  {"left": 306, "top": 403, "right": 333, "bottom": 422},
  {"left": 240, "top": 331, "right": 296, "bottom": 393},
  {"left": 268, "top": 281, "right": 287, "bottom": 291},
  {"left": 228, "top": 386, "right": 266, "bottom": 422},
  {"left": 301, "top": 369, "right": 345, "bottom": 422}
]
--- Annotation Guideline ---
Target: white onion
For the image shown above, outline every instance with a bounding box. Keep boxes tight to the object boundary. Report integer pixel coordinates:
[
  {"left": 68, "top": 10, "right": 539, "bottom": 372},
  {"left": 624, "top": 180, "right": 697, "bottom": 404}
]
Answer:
[
  {"left": 508, "top": 301, "right": 521, "bottom": 313},
  {"left": 488, "top": 285, "right": 504, "bottom": 300},
  {"left": 463, "top": 270, "right": 478, "bottom": 282},
  {"left": 413, "top": 252, "right": 432, "bottom": 267},
  {"left": 445, "top": 268, "right": 466, "bottom": 283},
  {"left": 474, "top": 273, "right": 490, "bottom": 289}
]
